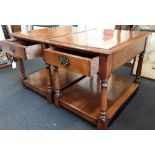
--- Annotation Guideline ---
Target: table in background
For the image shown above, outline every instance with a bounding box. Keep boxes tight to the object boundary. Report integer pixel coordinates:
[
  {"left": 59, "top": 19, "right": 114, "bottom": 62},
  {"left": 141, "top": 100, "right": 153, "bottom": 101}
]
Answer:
[{"left": 2, "top": 26, "right": 88, "bottom": 102}]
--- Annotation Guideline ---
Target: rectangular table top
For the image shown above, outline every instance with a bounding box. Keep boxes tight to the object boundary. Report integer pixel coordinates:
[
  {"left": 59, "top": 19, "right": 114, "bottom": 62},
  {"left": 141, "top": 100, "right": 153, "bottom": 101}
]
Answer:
[
  {"left": 12, "top": 27, "right": 150, "bottom": 55},
  {"left": 45, "top": 29, "right": 150, "bottom": 54},
  {"left": 12, "top": 26, "right": 93, "bottom": 42}
]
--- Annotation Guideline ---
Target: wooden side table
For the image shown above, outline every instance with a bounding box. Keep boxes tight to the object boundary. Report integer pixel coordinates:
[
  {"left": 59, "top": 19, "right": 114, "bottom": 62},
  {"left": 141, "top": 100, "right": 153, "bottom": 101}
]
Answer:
[
  {"left": 2, "top": 26, "right": 88, "bottom": 102},
  {"left": 44, "top": 29, "right": 150, "bottom": 129}
]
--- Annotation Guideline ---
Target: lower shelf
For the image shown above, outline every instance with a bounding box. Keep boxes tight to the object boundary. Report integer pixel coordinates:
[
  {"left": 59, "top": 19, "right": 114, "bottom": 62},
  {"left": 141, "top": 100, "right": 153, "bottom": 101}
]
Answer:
[
  {"left": 59, "top": 74, "right": 139, "bottom": 125},
  {"left": 23, "top": 68, "right": 83, "bottom": 98},
  {"left": 0, "top": 63, "right": 11, "bottom": 69}
]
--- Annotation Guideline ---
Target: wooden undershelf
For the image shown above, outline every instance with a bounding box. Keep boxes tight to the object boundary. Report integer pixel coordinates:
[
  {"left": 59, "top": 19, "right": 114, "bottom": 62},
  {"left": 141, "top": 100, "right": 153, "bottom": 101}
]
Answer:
[
  {"left": 23, "top": 68, "right": 84, "bottom": 97},
  {"left": 59, "top": 74, "right": 139, "bottom": 125},
  {"left": 0, "top": 63, "right": 11, "bottom": 69}
]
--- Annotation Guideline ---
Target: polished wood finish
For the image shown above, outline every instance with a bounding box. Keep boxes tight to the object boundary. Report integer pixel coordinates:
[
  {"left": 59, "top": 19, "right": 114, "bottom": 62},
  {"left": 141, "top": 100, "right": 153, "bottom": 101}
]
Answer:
[
  {"left": 44, "top": 47, "right": 99, "bottom": 76},
  {"left": 24, "top": 69, "right": 48, "bottom": 97},
  {"left": 44, "top": 29, "right": 150, "bottom": 129},
  {"left": 53, "top": 66, "right": 61, "bottom": 106},
  {"left": 135, "top": 37, "right": 148, "bottom": 83},
  {"left": 97, "top": 55, "right": 112, "bottom": 129},
  {"left": 22, "top": 68, "right": 83, "bottom": 102},
  {"left": 46, "top": 64, "right": 53, "bottom": 103},
  {"left": 46, "top": 29, "right": 149, "bottom": 55},
  {"left": 3, "top": 27, "right": 89, "bottom": 103},
  {"left": 5, "top": 27, "right": 149, "bottom": 129},
  {"left": 112, "top": 37, "right": 146, "bottom": 70},
  {"left": 59, "top": 74, "right": 139, "bottom": 125},
  {"left": 2, "top": 39, "right": 42, "bottom": 60},
  {"left": 12, "top": 26, "right": 89, "bottom": 42}
]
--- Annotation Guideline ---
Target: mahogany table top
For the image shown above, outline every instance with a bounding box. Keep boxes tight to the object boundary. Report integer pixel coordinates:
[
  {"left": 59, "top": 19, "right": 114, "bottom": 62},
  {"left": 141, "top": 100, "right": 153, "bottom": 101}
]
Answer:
[
  {"left": 12, "top": 27, "right": 150, "bottom": 54},
  {"left": 12, "top": 26, "right": 92, "bottom": 42},
  {"left": 45, "top": 29, "right": 150, "bottom": 54}
]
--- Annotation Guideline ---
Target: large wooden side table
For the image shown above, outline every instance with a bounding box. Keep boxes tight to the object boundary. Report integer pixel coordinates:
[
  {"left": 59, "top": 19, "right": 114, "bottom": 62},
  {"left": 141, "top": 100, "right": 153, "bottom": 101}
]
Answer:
[{"left": 44, "top": 29, "right": 150, "bottom": 129}]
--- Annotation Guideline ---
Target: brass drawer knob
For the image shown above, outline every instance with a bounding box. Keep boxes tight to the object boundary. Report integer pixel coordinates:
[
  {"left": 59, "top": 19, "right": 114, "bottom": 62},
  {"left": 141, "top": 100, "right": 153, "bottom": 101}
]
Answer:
[
  {"left": 10, "top": 46, "right": 15, "bottom": 53},
  {"left": 59, "top": 56, "right": 70, "bottom": 67}
]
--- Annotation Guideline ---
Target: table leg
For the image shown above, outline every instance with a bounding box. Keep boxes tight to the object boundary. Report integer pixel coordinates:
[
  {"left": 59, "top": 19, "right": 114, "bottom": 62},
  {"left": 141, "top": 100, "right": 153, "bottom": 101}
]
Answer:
[
  {"left": 46, "top": 64, "right": 53, "bottom": 103},
  {"left": 135, "top": 37, "right": 148, "bottom": 83},
  {"left": 134, "top": 51, "right": 145, "bottom": 83},
  {"left": 18, "top": 58, "right": 27, "bottom": 87},
  {"left": 53, "top": 66, "right": 62, "bottom": 106},
  {"left": 97, "top": 80, "right": 109, "bottom": 129},
  {"left": 97, "top": 55, "right": 112, "bottom": 130},
  {"left": 5, "top": 53, "right": 11, "bottom": 63}
]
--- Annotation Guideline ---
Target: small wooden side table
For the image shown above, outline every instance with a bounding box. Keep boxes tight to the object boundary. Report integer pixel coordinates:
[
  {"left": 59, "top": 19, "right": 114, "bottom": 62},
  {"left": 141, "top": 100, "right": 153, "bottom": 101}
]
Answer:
[
  {"left": 2, "top": 26, "right": 88, "bottom": 102},
  {"left": 44, "top": 29, "right": 150, "bottom": 129}
]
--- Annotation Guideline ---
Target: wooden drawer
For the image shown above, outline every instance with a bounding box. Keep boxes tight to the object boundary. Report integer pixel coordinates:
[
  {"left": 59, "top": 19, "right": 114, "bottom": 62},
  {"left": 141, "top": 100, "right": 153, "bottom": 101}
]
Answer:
[
  {"left": 2, "top": 39, "right": 42, "bottom": 60},
  {"left": 44, "top": 47, "right": 99, "bottom": 76}
]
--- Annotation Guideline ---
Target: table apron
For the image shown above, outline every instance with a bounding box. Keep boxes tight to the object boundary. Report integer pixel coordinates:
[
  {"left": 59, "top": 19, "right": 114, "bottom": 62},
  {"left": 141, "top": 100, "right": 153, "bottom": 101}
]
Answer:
[{"left": 111, "top": 38, "right": 146, "bottom": 70}]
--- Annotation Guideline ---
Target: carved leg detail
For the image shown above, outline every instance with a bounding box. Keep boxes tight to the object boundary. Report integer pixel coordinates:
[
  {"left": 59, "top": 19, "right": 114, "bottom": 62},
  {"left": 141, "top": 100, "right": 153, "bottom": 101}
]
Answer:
[
  {"left": 97, "top": 55, "right": 112, "bottom": 130},
  {"left": 97, "top": 80, "right": 109, "bottom": 130},
  {"left": 54, "top": 90, "right": 62, "bottom": 106},
  {"left": 53, "top": 66, "right": 62, "bottom": 106},
  {"left": 97, "top": 112, "right": 108, "bottom": 130}
]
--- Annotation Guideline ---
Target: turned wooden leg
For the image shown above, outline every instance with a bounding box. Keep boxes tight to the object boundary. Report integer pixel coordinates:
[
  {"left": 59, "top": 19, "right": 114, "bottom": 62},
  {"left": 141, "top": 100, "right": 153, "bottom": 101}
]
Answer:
[
  {"left": 135, "top": 37, "right": 147, "bottom": 83},
  {"left": 53, "top": 66, "right": 62, "bottom": 106},
  {"left": 130, "top": 56, "right": 137, "bottom": 75},
  {"left": 97, "top": 55, "right": 112, "bottom": 130},
  {"left": 97, "top": 80, "right": 109, "bottom": 130},
  {"left": 46, "top": 64, "right": 53, "bottom": 103},
  {"left": 5, "top": 53, "right": 11, "bottom": 63},
  {"left": 134, "top": 51, "right": 145, "bottom": 83},
  {"left": 18, "top": 58, "right": 27, "bottom": 87}
]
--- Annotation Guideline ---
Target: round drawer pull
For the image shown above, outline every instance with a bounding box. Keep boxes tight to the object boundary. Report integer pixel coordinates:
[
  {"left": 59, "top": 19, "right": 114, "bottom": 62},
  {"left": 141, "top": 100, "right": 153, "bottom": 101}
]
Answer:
[
  {"left": 59, "top": 56, "right": 70, "bottom": 67},
  {"left": 10, "top": 46, "right": 15, "bottom": 53}
]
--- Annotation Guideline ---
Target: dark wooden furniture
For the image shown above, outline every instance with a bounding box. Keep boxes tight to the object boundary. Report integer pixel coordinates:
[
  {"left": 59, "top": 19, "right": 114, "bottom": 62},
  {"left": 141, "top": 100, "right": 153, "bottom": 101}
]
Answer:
[
  {"left": 2, "top": 26, "right": 88, "bottom": 102},
  {"left": 44, "top": 29, "right": 149, "bottom": 129}
]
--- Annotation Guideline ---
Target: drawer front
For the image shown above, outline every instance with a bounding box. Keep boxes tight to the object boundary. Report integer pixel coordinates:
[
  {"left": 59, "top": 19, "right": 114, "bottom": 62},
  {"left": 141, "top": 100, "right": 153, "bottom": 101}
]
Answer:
[
  {"left": 44, "top": 48, "right": 99, "bottom": 76},
  {"left": 2, "top": 39, "right": 42, "bottom": 60}
]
